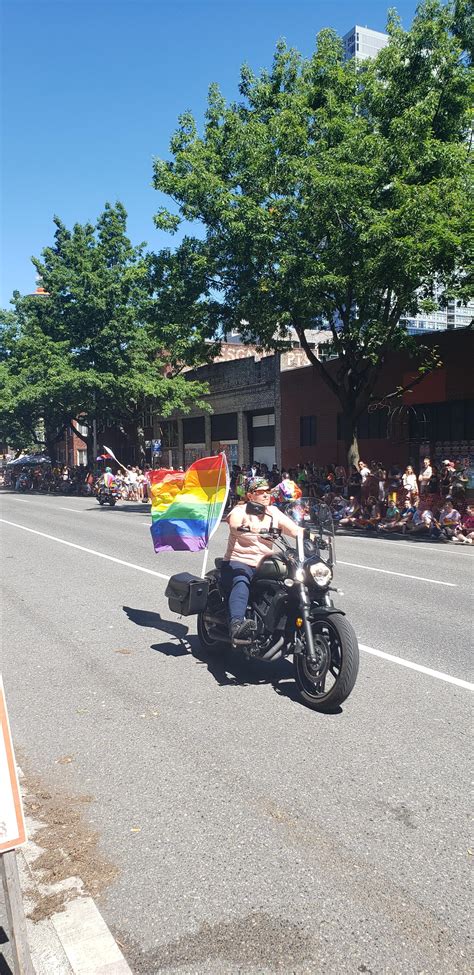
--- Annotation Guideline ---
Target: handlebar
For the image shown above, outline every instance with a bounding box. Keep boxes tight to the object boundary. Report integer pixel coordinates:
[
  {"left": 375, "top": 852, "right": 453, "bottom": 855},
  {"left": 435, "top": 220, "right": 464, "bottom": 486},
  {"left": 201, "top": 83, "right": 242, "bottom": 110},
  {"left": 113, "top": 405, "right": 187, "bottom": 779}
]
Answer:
[{"left": 237, "top": 526, "right": 282, "bottom": 539}]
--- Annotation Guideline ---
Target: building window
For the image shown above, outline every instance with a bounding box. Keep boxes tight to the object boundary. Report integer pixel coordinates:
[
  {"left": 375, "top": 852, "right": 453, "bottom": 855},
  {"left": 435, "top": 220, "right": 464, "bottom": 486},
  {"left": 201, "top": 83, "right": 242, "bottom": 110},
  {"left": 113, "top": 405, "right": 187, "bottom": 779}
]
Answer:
[
  {"left": 75, "top": 422, "right": 88, "bottom": 436},
  {"left": 183, "top": 416, "right": 206, "bottom": 444},
  {"left": 77, "top": 449, "right": 87, "bottom": 466},
  {"left": 211, "top": 412, "right": 238, "bottom": 441},
  {"left": 300, "top": 415, "right": 317, "bottom": 446}
]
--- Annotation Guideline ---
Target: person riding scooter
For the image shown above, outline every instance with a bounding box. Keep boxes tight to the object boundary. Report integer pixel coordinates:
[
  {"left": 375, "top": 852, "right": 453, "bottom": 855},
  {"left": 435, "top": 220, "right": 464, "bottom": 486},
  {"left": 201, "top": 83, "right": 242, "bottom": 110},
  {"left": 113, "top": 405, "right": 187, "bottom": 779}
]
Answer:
[{"left": 222, "top": 476, "right": 302, "bottom": 644}]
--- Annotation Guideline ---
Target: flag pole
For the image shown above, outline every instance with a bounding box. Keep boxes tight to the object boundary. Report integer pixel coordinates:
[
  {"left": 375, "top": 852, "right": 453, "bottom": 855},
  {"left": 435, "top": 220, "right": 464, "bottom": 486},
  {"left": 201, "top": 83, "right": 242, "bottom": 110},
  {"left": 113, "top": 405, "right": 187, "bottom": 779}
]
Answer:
[
  {"left": 103, "top": 445, "right": 130, "bottom": 475},
  {"left": 201, "top": 452, "right": 229, "bottom": 579}
]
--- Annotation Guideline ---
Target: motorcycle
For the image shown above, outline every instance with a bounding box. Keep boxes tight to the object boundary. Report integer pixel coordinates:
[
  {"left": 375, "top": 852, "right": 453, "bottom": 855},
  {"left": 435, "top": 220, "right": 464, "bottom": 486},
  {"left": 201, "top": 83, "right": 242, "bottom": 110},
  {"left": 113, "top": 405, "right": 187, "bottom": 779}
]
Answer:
[
  {"left": 165, "top": 499, "right": 359, "bottom": 712},
  {"left": 96, "top": 484, "right": 119, "bottom": 506},
  {"left": 17, "top": 472, "right": 31, "bottom": 492}
]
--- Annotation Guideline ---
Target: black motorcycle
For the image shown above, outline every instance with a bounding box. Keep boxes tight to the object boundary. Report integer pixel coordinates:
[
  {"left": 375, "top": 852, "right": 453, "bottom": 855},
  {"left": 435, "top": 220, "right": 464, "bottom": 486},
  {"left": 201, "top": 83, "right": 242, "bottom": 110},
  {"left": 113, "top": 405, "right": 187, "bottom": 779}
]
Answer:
[
  {"left": 165, "top": 499, "right": 359, "bottom": 712},
  {"left": 96, "top": 484, "right": 119, "bottom": 506}
]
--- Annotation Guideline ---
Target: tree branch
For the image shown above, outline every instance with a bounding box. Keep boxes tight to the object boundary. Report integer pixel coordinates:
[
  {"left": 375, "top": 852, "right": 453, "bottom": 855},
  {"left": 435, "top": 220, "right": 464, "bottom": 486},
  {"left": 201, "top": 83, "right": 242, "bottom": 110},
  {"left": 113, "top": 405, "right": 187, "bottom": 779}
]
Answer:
[
  {"left": 69, "top": 420, "right": 89, "bottom": 445},
  {"left": 295, "top": 326, "right": 342, "bottom": 401}
]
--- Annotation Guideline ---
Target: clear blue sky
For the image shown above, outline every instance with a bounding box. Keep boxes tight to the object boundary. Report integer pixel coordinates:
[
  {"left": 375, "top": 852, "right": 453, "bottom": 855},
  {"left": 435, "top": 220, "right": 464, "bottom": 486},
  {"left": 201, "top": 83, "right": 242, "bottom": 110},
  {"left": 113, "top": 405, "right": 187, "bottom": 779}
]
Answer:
[{"left": 1, "top": 0, "right": 418, "bottom": 307}]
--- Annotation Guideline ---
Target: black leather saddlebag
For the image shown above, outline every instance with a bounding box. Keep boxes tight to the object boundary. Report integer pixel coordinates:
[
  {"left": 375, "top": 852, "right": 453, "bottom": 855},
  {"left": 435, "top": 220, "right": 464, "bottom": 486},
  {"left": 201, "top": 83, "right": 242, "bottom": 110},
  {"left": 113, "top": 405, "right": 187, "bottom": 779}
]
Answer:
[{"left": 165, "top": 573, "right": 209, "bottom": 616}]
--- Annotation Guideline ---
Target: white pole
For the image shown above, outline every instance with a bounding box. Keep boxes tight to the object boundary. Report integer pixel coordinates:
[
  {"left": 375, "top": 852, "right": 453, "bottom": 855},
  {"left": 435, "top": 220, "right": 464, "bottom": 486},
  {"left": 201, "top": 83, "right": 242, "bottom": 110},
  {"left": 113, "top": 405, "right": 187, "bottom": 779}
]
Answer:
[
  {"left": 200, "top": 452, "right": 229, "bottom": 579},
  {"left": 200, "top": 547, "right": 209, "bottom": 579}
]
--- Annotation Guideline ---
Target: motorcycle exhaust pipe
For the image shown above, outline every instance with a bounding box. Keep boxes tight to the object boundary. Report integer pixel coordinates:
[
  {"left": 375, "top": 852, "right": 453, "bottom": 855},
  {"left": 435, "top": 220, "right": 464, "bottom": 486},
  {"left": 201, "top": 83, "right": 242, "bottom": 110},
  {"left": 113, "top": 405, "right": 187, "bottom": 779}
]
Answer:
[{"left": 261, "top": 637, "right": 284, "bottom": 660}]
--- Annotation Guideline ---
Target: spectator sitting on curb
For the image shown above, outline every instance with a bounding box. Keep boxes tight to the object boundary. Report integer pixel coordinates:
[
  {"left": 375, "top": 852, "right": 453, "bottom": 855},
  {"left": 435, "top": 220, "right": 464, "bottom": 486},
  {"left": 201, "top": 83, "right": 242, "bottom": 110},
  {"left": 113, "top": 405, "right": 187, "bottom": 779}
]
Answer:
[
  {"left": 453, "top": 503, "right": 474, "bottom": 544},
  {"left": 378, "top": 499, "right": 400, "bottom": 532},
  {"left": 338, "top": 496, "right": 360, "bottom": 527},
  {"left": 407, "top": 502, "right": 433, "bottom": 537},
  {"left": 400, "top": 498, "right": 417, "bottom": 533},
  {"left": 356, "top": 497, "right": 382, "bottom": 530},
  {"left": 438, "top": 499, "right": 461, "bottom": 540},
  {"left": 331, "top": 495, "right": 346, "bottom": 521}
]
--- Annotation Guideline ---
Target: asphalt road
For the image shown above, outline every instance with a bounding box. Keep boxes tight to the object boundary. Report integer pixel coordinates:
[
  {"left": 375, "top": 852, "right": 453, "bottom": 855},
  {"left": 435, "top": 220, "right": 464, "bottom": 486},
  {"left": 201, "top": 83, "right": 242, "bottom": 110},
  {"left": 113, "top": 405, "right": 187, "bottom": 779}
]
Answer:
[{"left": 1, "top": 490, "right": 472, "bottom": 975}]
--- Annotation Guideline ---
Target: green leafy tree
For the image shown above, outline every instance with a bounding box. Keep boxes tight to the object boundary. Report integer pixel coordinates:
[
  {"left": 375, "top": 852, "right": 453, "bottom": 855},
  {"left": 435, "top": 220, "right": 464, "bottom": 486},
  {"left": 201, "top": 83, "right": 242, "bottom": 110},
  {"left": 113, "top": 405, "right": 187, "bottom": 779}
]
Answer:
[
  {"left": 1, "top": 203, "right": 215, "bottom": 462},
  {"left": 153, "top": 0, "right": 472, "bottom": 464}
]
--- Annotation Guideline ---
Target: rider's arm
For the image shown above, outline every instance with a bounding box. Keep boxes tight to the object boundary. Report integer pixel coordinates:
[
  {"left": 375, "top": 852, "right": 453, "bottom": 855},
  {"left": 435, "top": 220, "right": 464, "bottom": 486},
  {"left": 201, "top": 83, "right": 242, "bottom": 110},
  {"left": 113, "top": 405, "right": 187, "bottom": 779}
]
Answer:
[
  {"left": 272, "top": 508, "right": 303, "bottom": 538},
  {"left": 227, "top": 505, "right": 246, "bottom": 530}
]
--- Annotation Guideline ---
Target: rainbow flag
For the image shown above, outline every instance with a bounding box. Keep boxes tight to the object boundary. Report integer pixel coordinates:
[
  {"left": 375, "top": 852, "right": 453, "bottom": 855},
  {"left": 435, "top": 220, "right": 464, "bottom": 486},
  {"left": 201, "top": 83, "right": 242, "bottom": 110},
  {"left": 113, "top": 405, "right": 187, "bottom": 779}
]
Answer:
[{"left": 149, "top": 454, "right": 229, "bottom": 553}]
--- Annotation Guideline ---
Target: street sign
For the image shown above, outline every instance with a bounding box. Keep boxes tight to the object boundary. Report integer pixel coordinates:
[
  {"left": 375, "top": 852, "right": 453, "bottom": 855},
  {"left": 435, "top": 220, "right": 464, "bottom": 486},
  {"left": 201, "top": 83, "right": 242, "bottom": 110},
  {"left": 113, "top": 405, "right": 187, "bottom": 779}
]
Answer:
[
  {"left": 0, "top": 677, "right": 34, "bottom": 974},
  {"left": 152, "top": 439, "right": 162, "bottom": 454},
  {"left": 0, "top": 677, "right": 26, "bottom": 853}
]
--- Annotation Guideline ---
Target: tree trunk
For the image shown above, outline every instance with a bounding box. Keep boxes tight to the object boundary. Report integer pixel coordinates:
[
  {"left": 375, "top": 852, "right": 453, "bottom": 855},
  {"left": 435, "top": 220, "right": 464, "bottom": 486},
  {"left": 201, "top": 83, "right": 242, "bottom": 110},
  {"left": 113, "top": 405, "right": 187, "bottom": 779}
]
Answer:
[
  {"left": 128, "top": 418, "right": 146, "bottom": 467},
  {"left": 136, "top": 421, "right": 146, "bottom": 467},
  {"left": 339, "top": 412, "right": 360, "bottom": 470}
]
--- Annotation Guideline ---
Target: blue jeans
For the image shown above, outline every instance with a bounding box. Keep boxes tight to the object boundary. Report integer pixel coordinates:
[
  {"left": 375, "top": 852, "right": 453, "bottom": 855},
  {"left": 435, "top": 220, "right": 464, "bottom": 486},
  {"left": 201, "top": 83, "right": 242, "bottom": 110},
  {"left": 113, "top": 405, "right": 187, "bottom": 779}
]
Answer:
[{"left": 220, "top": 560, "right": 256, "bottom": 622}]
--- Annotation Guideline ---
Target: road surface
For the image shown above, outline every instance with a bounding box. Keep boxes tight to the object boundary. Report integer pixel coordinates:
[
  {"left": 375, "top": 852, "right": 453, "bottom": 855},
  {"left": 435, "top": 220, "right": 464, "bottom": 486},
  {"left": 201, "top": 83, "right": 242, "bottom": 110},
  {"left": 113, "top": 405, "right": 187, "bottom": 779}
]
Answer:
[{"left": 1, "top": 491, "right": 472, "bottom": 974}]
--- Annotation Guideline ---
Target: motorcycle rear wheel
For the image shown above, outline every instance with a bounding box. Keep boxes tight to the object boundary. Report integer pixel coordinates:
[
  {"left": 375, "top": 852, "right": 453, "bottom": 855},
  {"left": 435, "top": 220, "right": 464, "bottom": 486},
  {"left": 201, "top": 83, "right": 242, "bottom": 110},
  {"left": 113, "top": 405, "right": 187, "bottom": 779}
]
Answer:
[
  {"left": 197, "top": 611, "right": 226, "bottom": 655},
  {"left": 294, "top": 614, "right": 359, "bottom": 712}
]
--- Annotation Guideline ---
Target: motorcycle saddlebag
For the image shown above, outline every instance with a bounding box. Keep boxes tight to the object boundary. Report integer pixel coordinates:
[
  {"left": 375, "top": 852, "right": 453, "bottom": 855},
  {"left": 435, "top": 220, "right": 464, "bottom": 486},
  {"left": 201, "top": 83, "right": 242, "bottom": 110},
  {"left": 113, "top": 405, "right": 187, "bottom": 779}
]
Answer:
[{"left": 165, "top": 572, "right": 209, "bottom": 616}]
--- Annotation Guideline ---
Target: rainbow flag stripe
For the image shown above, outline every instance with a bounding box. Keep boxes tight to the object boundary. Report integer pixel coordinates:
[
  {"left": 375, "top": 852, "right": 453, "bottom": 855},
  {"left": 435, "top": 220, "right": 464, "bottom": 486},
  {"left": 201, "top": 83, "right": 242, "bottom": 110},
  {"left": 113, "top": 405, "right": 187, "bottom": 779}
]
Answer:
[{"left": 149, "top": 454, "right": 229, "bottom": 553}]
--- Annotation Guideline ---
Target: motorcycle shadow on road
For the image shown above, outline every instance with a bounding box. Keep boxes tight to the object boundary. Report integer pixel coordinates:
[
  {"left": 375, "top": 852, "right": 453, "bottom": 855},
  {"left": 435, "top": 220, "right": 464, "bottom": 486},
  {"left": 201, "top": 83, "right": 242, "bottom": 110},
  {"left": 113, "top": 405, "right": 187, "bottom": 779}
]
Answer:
[
  {"left": 122, "top": 606, "right": 342, "bottom": 711},
  {"left": 123, "top": 605, "right": 191, "bottom": 656}
]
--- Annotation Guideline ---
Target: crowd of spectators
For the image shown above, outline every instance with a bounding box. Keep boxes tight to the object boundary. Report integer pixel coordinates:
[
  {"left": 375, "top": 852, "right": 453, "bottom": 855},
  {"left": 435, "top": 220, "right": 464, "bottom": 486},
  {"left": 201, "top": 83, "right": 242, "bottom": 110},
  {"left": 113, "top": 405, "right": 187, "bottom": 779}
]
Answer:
[
  {"left": 230, "top": 457, "right": 473, "bottom": 544},
  {"left": 3, "top": 454, "right": 472, "bottom": 544},
  {"left": 2, "top": 463, "right": 152, "bottom": 501}
]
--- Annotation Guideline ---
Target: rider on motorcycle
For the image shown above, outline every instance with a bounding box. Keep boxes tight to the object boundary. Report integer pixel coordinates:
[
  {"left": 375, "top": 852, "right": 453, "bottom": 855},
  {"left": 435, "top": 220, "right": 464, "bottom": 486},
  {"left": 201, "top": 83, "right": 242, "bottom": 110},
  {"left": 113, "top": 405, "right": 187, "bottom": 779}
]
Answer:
[
  {"left": 101, "top": 467, "right": 115, "bottom": 488},
  {"left": 222, "top": 476, "right": 302, "bottom": 644}
]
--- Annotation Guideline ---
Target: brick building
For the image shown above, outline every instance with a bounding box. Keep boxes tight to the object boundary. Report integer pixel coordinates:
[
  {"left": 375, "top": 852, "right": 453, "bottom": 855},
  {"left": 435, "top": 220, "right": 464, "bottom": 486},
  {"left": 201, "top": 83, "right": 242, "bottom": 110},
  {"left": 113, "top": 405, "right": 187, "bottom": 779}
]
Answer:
[{"left": 280, "top": 330, "right": 474, "bottom": 470}]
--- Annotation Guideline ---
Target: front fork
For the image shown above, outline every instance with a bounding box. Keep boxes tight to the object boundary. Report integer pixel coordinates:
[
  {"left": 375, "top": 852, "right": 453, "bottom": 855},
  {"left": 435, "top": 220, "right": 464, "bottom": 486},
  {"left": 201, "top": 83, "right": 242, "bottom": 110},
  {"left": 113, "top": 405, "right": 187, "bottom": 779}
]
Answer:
[
  {"left": 297, "top": 582, "right": 319, "bottom": 664},
  {"left": 296, "top": 532, "right": 318, "bottom": 665}
]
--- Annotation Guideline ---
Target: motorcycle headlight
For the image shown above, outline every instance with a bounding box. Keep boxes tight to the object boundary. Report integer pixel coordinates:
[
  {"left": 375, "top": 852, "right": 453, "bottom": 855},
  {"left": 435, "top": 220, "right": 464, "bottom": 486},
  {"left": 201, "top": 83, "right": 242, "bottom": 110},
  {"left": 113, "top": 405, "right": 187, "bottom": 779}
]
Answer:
[{"left": 308, "top": 561, "right": 333, "bottom": 588}]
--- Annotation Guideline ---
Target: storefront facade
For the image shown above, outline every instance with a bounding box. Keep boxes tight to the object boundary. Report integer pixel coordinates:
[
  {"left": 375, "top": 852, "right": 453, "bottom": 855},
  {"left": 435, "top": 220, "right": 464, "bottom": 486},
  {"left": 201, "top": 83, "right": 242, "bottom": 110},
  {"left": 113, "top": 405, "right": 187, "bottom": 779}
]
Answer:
[{"left": 162, "top": 351, "right": 280, "bottom": 470}]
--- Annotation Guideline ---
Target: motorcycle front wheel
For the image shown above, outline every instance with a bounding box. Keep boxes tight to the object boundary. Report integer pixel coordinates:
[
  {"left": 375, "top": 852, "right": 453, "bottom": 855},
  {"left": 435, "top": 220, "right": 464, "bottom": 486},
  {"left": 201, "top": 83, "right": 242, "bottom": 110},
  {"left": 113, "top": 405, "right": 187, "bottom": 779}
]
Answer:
[{"left": 294, "top": 614, "right": 359, "bottom": 712}]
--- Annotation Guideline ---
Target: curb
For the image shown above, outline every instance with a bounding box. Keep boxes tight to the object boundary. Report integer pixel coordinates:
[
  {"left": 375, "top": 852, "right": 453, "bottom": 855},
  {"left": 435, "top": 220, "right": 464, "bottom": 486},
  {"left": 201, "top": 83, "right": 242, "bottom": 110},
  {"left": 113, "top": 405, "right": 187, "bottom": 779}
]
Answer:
[
  {"left": 16, "top": 844, "right": 133, "bottom": 975},
  {"left": 2, "top": 770, "right": 134, "bottom": 975}
]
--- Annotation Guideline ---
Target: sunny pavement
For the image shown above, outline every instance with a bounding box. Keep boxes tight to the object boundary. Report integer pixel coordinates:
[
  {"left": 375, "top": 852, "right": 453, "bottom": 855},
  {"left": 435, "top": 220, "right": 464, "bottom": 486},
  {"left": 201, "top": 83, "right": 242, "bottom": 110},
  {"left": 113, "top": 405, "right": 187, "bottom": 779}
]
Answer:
[{"left": 1, "top": 490, "right": 472, "bottom": 975}]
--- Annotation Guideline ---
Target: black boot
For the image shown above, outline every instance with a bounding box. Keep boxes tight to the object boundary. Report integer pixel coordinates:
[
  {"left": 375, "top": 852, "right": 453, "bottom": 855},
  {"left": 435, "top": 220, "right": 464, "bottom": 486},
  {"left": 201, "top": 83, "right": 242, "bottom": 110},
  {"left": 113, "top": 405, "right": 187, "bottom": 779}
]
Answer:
[{"left": 230, "top": 618, "right": 256, "bottom": 645}]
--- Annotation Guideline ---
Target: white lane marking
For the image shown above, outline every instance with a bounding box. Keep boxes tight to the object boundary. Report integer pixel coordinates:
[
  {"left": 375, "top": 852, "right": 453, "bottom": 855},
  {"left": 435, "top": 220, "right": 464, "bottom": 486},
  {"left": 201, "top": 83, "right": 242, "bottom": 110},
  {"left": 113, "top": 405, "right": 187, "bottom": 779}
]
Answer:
[
  {"left": 359, "top": 644, "right": 474, "bottom": 690},
  {"left": 338, "top": 560, "right": 456, "bottom": 587},
  {"left": 0, "top": 519, "right": 171, "bottom": 582},
  {"left": 5, "top": 497, "right": 88, "bottom": 510},
  {"left": 2, "top": 518, "right": 471, "bottom": 691}
]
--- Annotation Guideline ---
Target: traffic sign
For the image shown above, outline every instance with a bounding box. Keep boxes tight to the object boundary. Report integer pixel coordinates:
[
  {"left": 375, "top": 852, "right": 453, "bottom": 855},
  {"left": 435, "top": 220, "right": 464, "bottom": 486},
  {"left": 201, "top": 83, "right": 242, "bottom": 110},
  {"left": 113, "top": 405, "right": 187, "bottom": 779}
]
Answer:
[{"left": 0, "top": 677, "right": 26, "bottom": 853}]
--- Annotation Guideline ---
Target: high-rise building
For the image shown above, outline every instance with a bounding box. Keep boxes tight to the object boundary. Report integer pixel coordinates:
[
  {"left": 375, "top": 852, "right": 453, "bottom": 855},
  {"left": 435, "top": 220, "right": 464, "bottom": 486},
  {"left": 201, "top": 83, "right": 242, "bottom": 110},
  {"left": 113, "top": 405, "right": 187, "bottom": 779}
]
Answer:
[
  {"left": 342, "top": 25, "right": 389, "bottom": 61},
  {"left": 401, "top": 297, "right": 474, "bottom": 334}
]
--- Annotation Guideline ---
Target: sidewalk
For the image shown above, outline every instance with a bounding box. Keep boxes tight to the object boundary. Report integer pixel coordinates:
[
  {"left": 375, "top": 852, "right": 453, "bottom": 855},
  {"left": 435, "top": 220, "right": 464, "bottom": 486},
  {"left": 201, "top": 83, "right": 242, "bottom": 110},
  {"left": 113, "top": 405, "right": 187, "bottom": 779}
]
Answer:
[{"left": 1, "top": 778, "right": 133, "bottom": 975}]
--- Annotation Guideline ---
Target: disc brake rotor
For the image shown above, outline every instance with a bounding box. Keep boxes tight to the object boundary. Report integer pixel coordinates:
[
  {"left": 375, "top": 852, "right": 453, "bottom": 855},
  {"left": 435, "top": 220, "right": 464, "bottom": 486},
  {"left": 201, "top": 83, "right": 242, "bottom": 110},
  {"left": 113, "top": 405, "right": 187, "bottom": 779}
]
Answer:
[{"left": 302, "top": 633, "right": 330, "bottom": 682}]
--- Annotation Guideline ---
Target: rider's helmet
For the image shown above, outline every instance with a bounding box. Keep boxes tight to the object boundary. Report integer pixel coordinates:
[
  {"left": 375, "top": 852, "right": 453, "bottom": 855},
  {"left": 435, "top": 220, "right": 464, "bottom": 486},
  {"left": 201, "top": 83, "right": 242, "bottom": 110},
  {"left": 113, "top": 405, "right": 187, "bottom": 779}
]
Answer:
[{"left": 105, "top": 467, "right": 112, "bottom": 473}]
